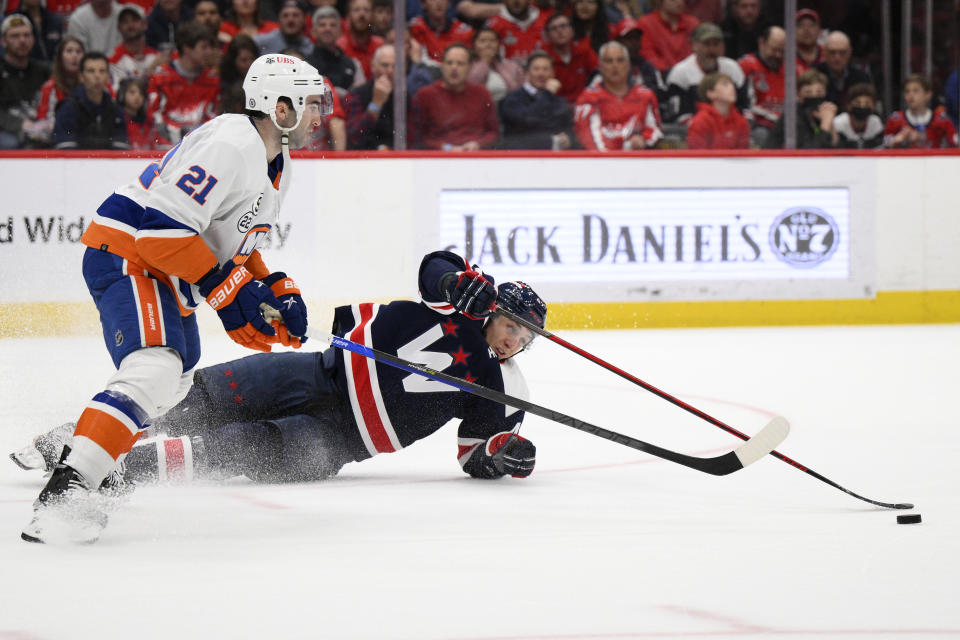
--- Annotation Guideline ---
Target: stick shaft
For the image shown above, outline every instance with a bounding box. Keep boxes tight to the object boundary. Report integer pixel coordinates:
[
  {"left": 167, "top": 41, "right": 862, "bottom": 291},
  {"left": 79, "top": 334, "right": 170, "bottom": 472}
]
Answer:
[
  {"left": 310, "top": 328, "right": 771, "bottom": 476},
  {"left": 496, "top": 308, "right": 913, "bottom": 509}
]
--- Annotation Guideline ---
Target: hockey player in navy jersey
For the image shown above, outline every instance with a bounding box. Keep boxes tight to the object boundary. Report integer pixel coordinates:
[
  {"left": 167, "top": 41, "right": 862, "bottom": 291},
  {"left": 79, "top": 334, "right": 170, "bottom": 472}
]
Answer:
[
  {"left": 12, "top": 250, "right": 546, "bottom": 493},
  {"left": 19, "top": 54, "right": 334, "bottom": 544}
]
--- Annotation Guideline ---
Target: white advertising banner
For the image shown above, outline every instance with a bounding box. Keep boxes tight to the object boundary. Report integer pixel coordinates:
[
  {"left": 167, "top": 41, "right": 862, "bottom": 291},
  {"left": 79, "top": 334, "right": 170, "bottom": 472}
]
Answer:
[{"left": 438, "top": 188, "right": 850, "bottom": 283}]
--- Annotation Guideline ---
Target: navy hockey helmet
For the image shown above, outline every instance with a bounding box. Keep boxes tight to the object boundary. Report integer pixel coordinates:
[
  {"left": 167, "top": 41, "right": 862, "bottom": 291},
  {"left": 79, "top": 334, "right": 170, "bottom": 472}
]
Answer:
[{"left": 497, "top": 281, "right": 547, "bottom": 329}]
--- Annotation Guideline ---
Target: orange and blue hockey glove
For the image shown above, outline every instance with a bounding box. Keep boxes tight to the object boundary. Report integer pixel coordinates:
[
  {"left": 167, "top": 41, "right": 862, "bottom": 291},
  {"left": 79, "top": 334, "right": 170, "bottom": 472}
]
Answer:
[
  {"left": 261, "top": 271, "right": 307, "bottom": 347},
  {"left": 197, "top": 260, "right": 279, "bottom": 352}
]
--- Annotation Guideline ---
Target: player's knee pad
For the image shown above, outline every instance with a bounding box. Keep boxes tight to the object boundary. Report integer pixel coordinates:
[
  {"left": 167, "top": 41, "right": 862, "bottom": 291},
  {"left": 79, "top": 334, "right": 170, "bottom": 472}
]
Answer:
[{"left": 106, "top": 347, "right": 184, "bottom": 419}]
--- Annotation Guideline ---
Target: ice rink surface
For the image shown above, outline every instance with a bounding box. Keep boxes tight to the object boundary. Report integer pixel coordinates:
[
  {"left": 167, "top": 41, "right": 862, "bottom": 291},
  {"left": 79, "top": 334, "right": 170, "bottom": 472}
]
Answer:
[{"left": 1, "top": 323, "right": 958, "bottom": 640}]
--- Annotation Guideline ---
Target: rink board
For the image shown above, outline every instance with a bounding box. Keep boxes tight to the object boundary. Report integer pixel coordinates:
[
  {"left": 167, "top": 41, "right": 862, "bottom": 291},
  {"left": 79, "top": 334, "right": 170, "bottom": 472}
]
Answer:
[{"left": 0, "top": 153, "right": 958, "bottom": 336}]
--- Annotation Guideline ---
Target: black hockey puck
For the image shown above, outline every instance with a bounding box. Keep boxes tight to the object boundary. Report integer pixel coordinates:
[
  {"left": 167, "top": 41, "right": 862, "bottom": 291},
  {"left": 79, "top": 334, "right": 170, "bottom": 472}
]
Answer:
[{"left": 896, "top": 514, "right": 922, "bottom": 524}]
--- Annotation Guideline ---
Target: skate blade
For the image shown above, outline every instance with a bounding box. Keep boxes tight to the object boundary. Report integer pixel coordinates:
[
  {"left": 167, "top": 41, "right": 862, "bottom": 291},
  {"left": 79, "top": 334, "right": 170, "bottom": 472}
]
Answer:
[{"left": 9, "top": 447, "right": 45, "bottom": 471}]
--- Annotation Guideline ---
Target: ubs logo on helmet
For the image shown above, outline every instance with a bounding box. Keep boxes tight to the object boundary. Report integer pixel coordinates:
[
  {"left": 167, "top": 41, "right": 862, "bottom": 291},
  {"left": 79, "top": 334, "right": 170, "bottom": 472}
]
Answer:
[
  {"left": 768, "top": 207, "right": 840, "bottom": 268},
  {"left": 237, "top": 193, "right": 264, "bottom": 232}
]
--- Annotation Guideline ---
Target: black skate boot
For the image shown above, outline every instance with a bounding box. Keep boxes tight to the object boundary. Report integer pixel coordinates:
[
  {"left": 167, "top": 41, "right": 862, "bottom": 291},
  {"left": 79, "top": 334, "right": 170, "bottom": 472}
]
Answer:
[{"left": 22, "top": 454, "right": 111, "bottom": 544}]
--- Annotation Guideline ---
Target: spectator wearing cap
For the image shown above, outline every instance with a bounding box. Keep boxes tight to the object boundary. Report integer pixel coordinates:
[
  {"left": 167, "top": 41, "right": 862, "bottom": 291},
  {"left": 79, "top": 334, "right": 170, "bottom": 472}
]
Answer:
[
  {"left": 410, "top": 43, "right": 499, "bottom": 150},
  {"left": 66, "top": 0, "right": 123, "bottom": 56},
  {"left": 635, "top": 0, "right": 699, "bottom": 73},
  {"left": 108, "top": 4, "right": 161, "bottom": 92},
  {"left": 574, "top": 41, "right": 662, "bottom": 150},
  {"left": 0, "top": 13, "right": 51, "bottom": 148},
  {"left": 541, "top": 12, "right": 597, "bottom": 105},
  {"left": 147, "top": 21, "right": 219, "bottom": 143},
  {"left": 795, "top": 8, "right": 822, "bottom": 72},
  {"left": 146, "top": 0, "right": 195, "bottom": 51},
  {"left": 664, "top": 22, "right": 747, "bottom": 123},
  {"left": 254, "top": 0, "right": 313, "bottom": 57},
  {"left": 337, "top": 0, "right": 384, "bottom": 78},
  {"left": 738, "top": 24, "right": 784, "bottom": 135},
  {"left": 719, "top": 0, "right": 767, "bottom": 60},
  {"left": 499, "top": 50, "right": 574, "bottom": 149},
  {"left": 685, "top": 71, "right": 749, "bottom": 148},
  {"left": 614, "top": 17, "right": 665, "bottom": 100},
  {"left": 409, "top": 0, "right": 474, "bottom": 62},
  {"left": 306, "top": 6, "right": 365, "bottom": 96},
  {"left": 53, "top": 51, "right": 129, "bottom": 148},
  {"left": 9, "top": 0, "right": 65, "bottom": 61},
  {"left": 814, "top": 31, "right": 872, "bottom": 113},
  {"left": 345, "top": 43, "right": 398, "bottom": 149}
]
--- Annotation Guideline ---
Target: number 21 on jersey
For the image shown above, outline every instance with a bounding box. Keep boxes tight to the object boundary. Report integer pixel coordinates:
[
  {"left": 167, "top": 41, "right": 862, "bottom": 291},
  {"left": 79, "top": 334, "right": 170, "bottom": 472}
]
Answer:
[{"left": 138, "top": 142, "right": 219, "bottom": 206}]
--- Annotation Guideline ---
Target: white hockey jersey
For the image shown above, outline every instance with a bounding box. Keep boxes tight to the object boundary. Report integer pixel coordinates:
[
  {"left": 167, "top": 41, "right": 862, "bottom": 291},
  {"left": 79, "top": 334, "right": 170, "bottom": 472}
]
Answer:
[{"left": 82, "top": 114, "right": 292, "bottom": 313}]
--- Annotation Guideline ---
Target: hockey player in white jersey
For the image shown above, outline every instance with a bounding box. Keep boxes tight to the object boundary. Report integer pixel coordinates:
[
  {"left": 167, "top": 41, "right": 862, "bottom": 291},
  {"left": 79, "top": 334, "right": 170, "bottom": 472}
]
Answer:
[{"left": 21, "top": 54, "right": 333, "bottom": 544}]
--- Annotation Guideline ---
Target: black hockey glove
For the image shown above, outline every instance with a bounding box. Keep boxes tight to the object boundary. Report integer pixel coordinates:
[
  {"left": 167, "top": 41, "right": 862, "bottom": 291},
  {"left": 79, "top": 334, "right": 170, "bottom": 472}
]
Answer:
[
  {"left": 439, "top": 269, "right": 497, "bottom": 319},
  {"left": 480, "top": 432, "right": 536, "bottom": 478}
]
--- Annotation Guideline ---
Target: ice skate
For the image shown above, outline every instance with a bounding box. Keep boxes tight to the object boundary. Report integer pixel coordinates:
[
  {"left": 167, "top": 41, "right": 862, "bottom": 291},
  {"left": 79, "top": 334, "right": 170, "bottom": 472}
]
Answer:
[
  {"left": 21, "top": 460, "right": 111, "bottom": 545},
  {"left": 9, "top": 422, "right": 75, "bottom": 472}
]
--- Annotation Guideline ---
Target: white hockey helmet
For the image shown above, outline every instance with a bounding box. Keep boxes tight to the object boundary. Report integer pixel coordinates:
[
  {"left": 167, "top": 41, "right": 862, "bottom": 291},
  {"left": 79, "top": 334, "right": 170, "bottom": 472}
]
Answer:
[{"left": 242, "top": 53, "right": 333, "bottom": 132}]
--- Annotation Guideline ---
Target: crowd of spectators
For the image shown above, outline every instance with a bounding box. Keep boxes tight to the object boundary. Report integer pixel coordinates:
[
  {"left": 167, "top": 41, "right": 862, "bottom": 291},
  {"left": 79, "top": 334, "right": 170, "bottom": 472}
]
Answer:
[{"left": 1, "top": 0, "right": 958, "bottom": 151}]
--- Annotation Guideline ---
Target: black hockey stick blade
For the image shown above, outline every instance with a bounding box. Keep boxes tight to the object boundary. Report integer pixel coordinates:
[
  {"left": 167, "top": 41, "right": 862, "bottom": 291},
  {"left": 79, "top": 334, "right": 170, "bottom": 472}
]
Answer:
[
  {"left": 306, "top": 326, "right": 789, "bottom": 476},
  {"left": 494, "top": 307, "right": 914, "bottom": 510}
]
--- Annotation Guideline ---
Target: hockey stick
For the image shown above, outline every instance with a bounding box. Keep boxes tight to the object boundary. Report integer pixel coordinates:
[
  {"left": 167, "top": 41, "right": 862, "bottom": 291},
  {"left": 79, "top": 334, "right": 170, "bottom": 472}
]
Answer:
[
  {"left": 300, "top": 324, "right": 788, "bottom": 476},
  {"left": 495, "top": 307, "right": 915, "bottom": 510}
]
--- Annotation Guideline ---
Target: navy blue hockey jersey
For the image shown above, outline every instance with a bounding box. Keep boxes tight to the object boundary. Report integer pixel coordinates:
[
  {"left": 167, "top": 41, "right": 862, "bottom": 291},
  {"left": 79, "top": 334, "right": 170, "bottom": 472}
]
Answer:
[{"left": 331, "top": 251, "right": 529, "bottom": 472}]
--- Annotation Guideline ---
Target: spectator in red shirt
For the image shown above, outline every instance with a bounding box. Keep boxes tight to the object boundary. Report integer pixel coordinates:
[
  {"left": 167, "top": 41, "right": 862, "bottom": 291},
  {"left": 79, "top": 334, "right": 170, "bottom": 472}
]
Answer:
[
  {"left": 466, "top": 26, "right": 523, "bottom": 104},
  {"left": 35, "top": 35, "right": 85, "bottom": 145},
  {"left": 636, "top": 0, "right": 699, "bottom": 72},
  {"left": 118, "top": 77, "right": 170, "bottom": 149},
  {"left": 336, "top": 0, "right": 384, "bottom": 77},
  {"left": 570, "top": 0, "right": 608, "bottom": 54},
  {"left": 574, "top": 40, "right": 662, "bottom": 150},
  {"left": 738, "top": 24, "right": 784, "bottom": 132},
  {"left": 109, "top": 5, "right": 163, "bottom": 92},
  {"left": 221, "top": 0, "right": 279, "bottom": 41},
  {"left": 147, "top": 21, "right": 219, "bottom": 143},
  {"left": 884, "top": 74, "right": 958, "bottom": 149},
  {"left": 541, "top": 12, "right": 598, "bottom": 104},
  {"left": 410, "top": 0, "right": 474, "bottom": 62},
  {"left": 686, "top": 71, "right": 749, "bottom": 149},
  {"left": 795, "top": 8, "right": 822, "bottom": 72},
  {"left": 410, "top": 42, "right": 499, "bottom": 149},
  {"left": 484, "top": 0, "right": 550, "bottom": 63}
]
